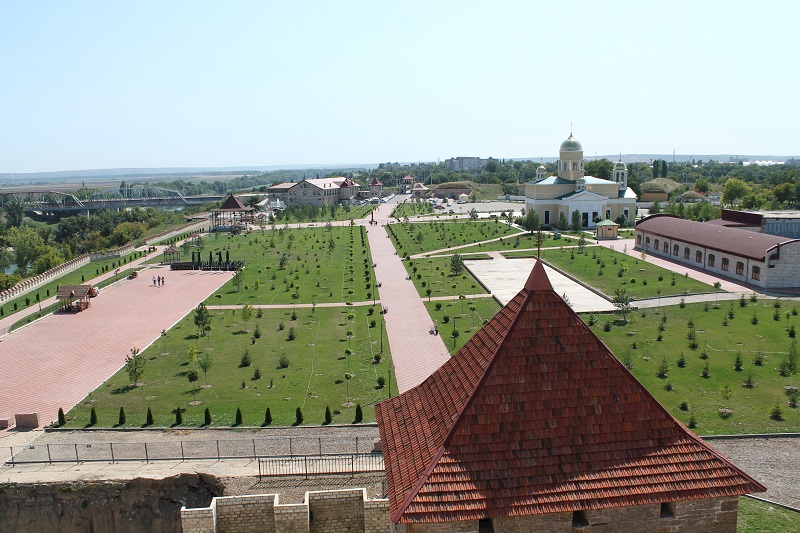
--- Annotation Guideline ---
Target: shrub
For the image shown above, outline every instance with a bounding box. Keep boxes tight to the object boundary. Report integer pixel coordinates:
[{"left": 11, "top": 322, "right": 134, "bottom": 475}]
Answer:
[
  {"left": 57, "top": 407, "right": 66, "bottom": 427},
  {"left": 751, "top": 312, "right": 759, "bottom": 325},
  {"left": 442, "top": 315, "right": 450, "bottom": 323},
  {"left": 263, "top": 408, "right": 272, "bottom": 426},
  {"left": 770, "top": 402, "right": 783, "bottom": 421},
  {"left": 370, "top": 320, "right": 376, "bottom": 328},
  {"left": 324, "top": 405, "right": 332, "bottom": 424},
  {"left": 679, "top": 400, "right": 689, "bottom": 411},
  {"left": 701, "top": 363, "right": 710, "bottom": 378},
  {"left": 118, "top": 407, "right": 126, "bottom": 426},
  {"left": 790, "top": 325, "right": 796, "bottom": 338},
  {"left": 688, "top": 414, "right": 697, "bottom": 429},
  {"left": 753, "top": 353, "right": 765, "bottom": 366},
  {"left": 235, "top": 407, "right": 243, "bottom": 426},
  {"left": 204, "top": 408, "right": 212, "bottom": 426},
  {"left": 146, "top": 407, "right": 154, "bottom": 426},
  {"left": 240, "top": 349, "right": 252, "bottom": 368},
  {"left": 377, "top": 376, "right": 386, "bottom": 389},
  {"left": 739, "top": 294, "right": 747, "bottom": 308},
  {"left": 354, "top": 404, "right": 363, "bottom": 423},
  {"left": 787, "top": 388, "right": 799, "bottom": 408},
  {"left": 278, "top": 321, "right": 284, "bottom": 331},
  {"left": 295, "top": 407, "right": 304, "bottom": 425},
  {"left": 287, "top": 327, "right": 296, "bottom": 341},
  {"left": 254, "top": 325, "right": 261, "bottom": 339},
  {"left": 742, "top": 373, "right": 756, "bottom": 388},
  {"left": 252, "top": 367, "right": 261, "bottom": 380},
  {"left": 435, "top": 303, "right": 442, "bottom": 311},
  {"left": 291, "top": 310, "right": 297, "bottom": 321},
  {"left": 603, "top": 321, "right": 612, "bottom": 332},
  {"left": 373, "top": 353, "right": 382, "bottom": 364},
  {"left": 89, "top": 408, "right": 97, "bottom": 426},
  {"left": 175, "top": 407, "right": 183, "bottom": 425},
  {"left": 734, "top": 352, "right": 743, "bottom": 371},
  {"left": 676, "top": 353, "right": 686, "bottom": 368},
  {"left": 278, "top": 355, "right": 289, "bottom": 368}
]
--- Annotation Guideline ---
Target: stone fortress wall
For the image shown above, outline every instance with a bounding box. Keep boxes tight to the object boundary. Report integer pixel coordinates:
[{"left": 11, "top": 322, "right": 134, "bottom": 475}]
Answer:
[{"left": 182, "top": 490, "right": 739, "bottom": 533}]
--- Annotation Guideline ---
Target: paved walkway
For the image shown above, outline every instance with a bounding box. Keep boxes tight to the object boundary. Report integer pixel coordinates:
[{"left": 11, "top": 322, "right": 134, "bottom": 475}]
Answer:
[
  {"left": 368, "top": 204, "right": 450, "bottom": 393},
  {"left": 0, "top": 246, "right": 161, "bottom": 335},
  {"left": 0, "top": 266, "right": 232, "bottom": 426}
]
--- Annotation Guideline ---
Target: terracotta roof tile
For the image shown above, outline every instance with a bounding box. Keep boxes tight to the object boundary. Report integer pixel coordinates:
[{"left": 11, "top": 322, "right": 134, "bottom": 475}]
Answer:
[{"left": 375, "top": 260, "right": 766, "bottom": 524}]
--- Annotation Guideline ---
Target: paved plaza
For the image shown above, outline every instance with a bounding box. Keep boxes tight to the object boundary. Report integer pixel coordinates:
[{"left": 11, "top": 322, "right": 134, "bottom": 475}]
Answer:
[
  {"left": 0, "top": 267, "right": 232, "bottom": 426},
  {"left": 465, "top": 256, "right": 615, "bottom": 312}
]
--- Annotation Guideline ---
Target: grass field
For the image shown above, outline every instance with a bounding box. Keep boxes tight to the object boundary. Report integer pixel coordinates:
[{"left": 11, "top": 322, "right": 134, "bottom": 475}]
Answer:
[
  {"left": 390, "top": 201, "right": 434, "bottom": 219},
  {"left": 448, "top": 232, "right": 564, "bottom": 255},
  {"left": 387, "top": 219, "right": 522, "bottom": 256},
  {"left": 541, "top": 245, "right": 718, "bottom": 299},
  {"left": 403, "top": 256, "right": 489, "bottom": 299},
  {"left": 737, "top": 497, "right": 800, "bottom": 532},
  {"left": 204, "top": 225, "right": 376, "bottom": 305},
  {"left": 0, "top": 250, "right": 145, "bottom": 320},
  {"left": 424, "top": 296, "right": 502, "bottom": 354},
  {"left": 584, "top": 300, "right": 800, "bottom": 434},
  {"left": 64, "top": 305, "right": 394, "bottom": 427}
]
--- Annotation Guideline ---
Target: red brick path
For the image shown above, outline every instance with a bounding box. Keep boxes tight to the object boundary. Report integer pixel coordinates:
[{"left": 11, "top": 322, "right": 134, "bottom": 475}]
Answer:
[
  {"left": 0, "top": 268, "right": 232, "bottom": 425},
  {"left": 367, "top": 205, "right": 450, "bottom": 393}
]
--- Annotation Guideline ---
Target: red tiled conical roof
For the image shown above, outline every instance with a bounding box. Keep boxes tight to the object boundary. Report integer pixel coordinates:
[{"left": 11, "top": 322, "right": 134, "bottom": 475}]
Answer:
[{"left": 376, "top": 260, "right": 764, "bottom": 524}]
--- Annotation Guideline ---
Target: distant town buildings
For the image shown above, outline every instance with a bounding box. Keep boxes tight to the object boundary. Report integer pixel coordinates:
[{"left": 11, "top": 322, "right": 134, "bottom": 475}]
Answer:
[
  {"left": 443, "top": 156, "right": 489, "bottom": 171},
  {"left": 525, "top": 134, "right": 637, "bottom": 228}
]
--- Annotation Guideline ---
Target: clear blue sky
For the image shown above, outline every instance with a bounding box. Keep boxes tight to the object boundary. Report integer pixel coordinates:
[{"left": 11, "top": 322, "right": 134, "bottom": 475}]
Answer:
[{"left": 1, "top": 1, "right": 797, "bottom": 173}]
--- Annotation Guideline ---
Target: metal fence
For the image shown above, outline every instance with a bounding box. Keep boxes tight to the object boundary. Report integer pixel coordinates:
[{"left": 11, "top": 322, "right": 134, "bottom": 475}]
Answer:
[
  {"left": 257, "top": 453, "right": 384, "bottom": 479},
  {"left": 4, "top": 435, "right": 376, "bottom": 466}
]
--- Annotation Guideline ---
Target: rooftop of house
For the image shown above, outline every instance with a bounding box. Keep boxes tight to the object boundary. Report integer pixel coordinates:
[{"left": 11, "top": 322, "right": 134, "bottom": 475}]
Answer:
[{"left": 376, "top": 261, "right": 764, "bottom": 524}]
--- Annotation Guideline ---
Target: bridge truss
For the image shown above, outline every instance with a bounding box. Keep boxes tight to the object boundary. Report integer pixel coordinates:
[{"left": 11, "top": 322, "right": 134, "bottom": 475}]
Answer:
[{"left": 87, "top": 187, "right": 188, "bottom": 207}]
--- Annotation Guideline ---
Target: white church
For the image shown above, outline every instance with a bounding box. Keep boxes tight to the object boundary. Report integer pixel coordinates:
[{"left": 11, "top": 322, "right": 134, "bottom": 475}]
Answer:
[{"left": 524, "top": 134, "right": 637, "bottom": 228}]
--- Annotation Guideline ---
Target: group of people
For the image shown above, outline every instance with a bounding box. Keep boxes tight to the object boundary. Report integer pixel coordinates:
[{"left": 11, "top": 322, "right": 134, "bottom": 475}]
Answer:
[{"left": 152, "top": 275, "right": 166, "bottom": 287}]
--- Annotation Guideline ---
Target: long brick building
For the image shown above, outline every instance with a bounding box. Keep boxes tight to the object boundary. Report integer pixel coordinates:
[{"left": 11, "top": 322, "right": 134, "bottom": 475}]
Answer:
[{"left": 635, "top": 214, "right": 800, "bottom": 289}]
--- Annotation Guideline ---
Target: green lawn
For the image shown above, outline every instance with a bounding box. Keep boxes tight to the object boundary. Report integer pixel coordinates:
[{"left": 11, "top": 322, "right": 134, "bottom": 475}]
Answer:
[
  {"left": 390, "top": 201, "right": 434, "bottom": 219},
  {"left": 269, "top": 204, "right": 377, "bottom": 224},
  {"left": 387, "top": 219, "right": 522, "bottom": 256},
  {"left": 541, "top": 245, "right": 718, "bottom": 299},
  {"left": 0, "top": 250, "right": 145, "bottom": 321},
  {"left": 583, "top": 300, "right": 800, "bottom": 435},
  {"left": 403, "top": 256, "right": 489, "bottom": 299},
  {"left": 205, "top": 225, "right": 376, "bottom": 305},
  {"left": 449, "top": 232, "right": 564, "bottom": 255},
  {"left": 64, "top": 305, "right": 394, "bottom": 427},
  {"left": 424, "top": 296, "right": 502, "bottom": 354},
  {"left": 737, "top": 497, "right": 800, "bottom": 532}
]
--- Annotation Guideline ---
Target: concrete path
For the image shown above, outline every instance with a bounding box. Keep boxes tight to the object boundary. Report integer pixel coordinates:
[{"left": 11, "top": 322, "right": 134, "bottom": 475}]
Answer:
[
  {"left": 368, "top": 204, "right": 451, "bottom": 393},
  {"left": 0, "top": 267, "right": 232, "bottom": 426},
  {"left": 464, "top": 257, "right": 615, "bottom": 312}
]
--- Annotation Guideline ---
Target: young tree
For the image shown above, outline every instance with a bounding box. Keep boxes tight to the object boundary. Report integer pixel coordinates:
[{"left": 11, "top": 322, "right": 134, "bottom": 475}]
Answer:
[
  {"left": 571, "top": 210, "right": 582, "bottom": 232},
  {"left": 145, "top": 407, "right": 154, "bottom": 426},
  {"left": 197, "top": 352, "right": 213, "bottom": 386},
  {"left": 235, "top": 407, "right": 243, "bottom": 426},
  {"left": 449, "top": 253, "right": 464, "bottom": 276},
  {"left": 204, "top": 407, "right": 212, "bottom": 426},
  {"left": 193, "top": 302, "right": 212, "bottom": 338},
  {"left": 324, "top": 405, "right": 332, "bottom": 424},
  {"left": 295, "top": 407, "right": 304, "bottom": 425},
  {"left": 57, "top": 407, "right": 66, "bottom": 427},
  {"left": 613, "top": 289, "right": 632, "bottom": 323},
  {"left": 232, "top": 269, "right": 244, "bottom": 291},
  {"left": 89, "top": 407, "right": 98, "bottom": 426},
  {"left": 354, "top": 404, "right": 363, "bottom": 423},
  {"left": 118, "top": 406, "right": 126, "bottom": 426},
  {"left": 558, "top": 211, "right": 569, "bottom": 231},
  {"left": 263, "top": 407, "right": 272, "bottom": 426},
  {"left": 124, "top": 347, "right": 147, "bottom": 386},
  {"left": 240, "top": 303, "right": 254, "bottom": 329}
]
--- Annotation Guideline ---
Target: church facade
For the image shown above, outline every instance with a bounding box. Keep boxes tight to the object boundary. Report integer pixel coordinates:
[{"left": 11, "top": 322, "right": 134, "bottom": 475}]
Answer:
[{"left": 524, "top": 134, "right": 637, "bottom": 228}]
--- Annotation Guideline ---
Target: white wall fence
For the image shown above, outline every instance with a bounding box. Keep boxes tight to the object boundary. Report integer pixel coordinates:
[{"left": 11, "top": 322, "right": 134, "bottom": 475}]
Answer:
[{"left": 0, "top": 243, "right": 135, "bottom": 306}]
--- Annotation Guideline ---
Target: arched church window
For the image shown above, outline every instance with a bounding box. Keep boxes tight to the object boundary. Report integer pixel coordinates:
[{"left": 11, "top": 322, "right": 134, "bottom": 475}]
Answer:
[{"left": 573, "top": 162, "right": 578, "bottom": 171}]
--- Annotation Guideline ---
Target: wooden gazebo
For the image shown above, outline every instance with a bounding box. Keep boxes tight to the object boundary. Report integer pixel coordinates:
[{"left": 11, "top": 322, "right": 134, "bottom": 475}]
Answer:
[
  {"left": 212, "top": 195, "right": 255, "bottom": 232},
  {"left": 56, "top": 285, "right": 93, "bottom": 312},
  {"left": 163, "top": 245, "right": 182, "bottom": 264}
]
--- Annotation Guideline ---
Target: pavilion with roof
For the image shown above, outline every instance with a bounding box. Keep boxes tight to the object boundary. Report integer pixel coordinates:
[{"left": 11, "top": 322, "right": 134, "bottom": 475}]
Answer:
[
  {"left": 376, "top": 261, "right": 764, "bottom": 532},
  {"left": 212, "top": 195, "right": 254, "bottom": 232}
]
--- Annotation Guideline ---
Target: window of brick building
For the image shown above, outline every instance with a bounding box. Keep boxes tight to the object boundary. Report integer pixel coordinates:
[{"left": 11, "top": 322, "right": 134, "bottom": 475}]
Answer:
[
  {"left": 736, "top": 261, "right": 744, "bottom": 276},
  {"left": 696, "top": 250, "right": 702, "bottom": 263},
  {"left": 684, "top": 247, "right": 690, "bottom": 259},
  {"left": 752, "top": 265, "right": 761, "bottom": 280},
  {"left": 722, "top": 258, "right": 729, "bottom": 271},
  {"left": 708, "top": 254, "right": 716, "bottom": 267}
]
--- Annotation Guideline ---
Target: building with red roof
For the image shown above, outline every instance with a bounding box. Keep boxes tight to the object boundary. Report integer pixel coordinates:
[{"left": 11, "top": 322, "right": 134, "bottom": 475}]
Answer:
[
  {"left": 376, "top": 261, "right": 764, "bottom": 531},
  {"left": 635, "top": 214, "right": 800, "bottom": 289}
]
